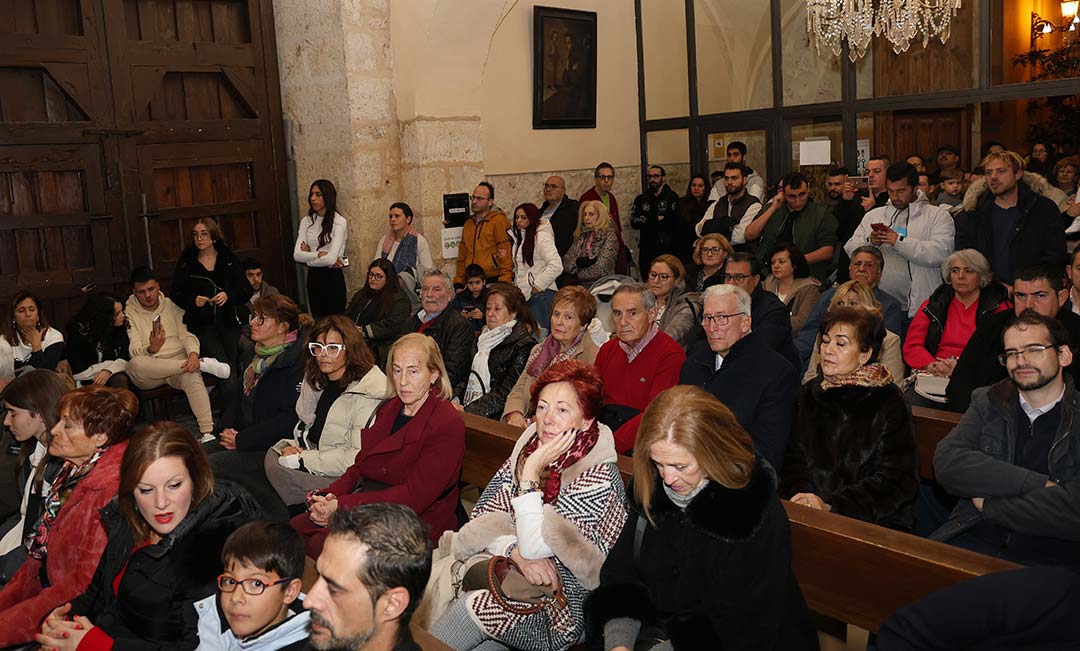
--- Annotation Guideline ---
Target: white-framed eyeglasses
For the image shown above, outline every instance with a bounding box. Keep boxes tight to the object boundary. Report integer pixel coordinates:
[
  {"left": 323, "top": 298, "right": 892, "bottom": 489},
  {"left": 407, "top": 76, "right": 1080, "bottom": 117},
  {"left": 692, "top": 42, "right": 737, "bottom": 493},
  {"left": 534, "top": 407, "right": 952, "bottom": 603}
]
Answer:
[{"left": 309, "top": 343, "right": 345, "bottom": 358}]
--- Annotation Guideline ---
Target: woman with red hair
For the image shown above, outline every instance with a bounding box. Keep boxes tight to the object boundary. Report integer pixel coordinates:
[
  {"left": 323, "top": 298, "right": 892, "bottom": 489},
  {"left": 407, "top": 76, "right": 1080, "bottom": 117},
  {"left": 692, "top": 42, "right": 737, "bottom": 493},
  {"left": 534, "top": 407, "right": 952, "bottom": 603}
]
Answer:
[
  {"left": 511, "top": 202, "right": 563, "bottom": 332},
  {"left": 430, "top": 360, "right": 628, "bottom": 651}
]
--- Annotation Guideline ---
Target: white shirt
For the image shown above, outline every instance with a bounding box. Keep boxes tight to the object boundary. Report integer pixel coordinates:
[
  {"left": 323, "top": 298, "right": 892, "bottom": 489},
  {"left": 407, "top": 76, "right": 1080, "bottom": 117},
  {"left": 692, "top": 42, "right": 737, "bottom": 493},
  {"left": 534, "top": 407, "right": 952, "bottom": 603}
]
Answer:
[
  {"left": 293, "top": 213, "right": 347, "bottom": 267},
  {"left": 715, "top": 354, "right": 725, "bottom": 371}
]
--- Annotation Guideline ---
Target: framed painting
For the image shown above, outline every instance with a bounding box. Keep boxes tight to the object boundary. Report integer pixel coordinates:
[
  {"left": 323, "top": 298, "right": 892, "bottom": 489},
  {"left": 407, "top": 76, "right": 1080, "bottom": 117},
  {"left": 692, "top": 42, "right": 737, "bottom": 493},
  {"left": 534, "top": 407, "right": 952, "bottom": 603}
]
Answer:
[{"left": 533, "top": 6, "right": 597, "bottom": 129}]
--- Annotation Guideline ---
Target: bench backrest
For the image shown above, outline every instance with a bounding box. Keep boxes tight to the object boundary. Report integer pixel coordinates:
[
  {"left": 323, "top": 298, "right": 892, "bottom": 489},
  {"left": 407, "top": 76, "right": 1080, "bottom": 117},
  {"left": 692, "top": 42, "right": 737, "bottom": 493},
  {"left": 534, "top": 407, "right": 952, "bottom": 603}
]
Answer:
[{"left": 912, "top": 406, "right": 962, "bottom": 480}]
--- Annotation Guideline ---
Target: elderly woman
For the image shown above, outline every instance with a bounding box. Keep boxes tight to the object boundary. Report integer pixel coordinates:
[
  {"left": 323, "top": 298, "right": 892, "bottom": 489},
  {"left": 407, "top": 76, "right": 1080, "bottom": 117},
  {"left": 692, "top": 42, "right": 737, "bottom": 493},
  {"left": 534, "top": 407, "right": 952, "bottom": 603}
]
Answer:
[
  {"left": 691, "top": 233, "right": 734, "bottom": 292},
  {"left": 588, "top": 385, "right": 817, "bottom": 650},
  {"left": 1053, "top": 157, "right": 1078, "bottom": 198},
  {"left": 3, "top": 290, "right": 65, "bottom": 375},
  {"left": 512, "top": 203, "right": 563, "bottom": 331},
  {"left": 430, "top": 360, "right": 627, "bottom": 651},
  {"left": 503, "top": 286, "right": 601, "bottom": 428},
  {"left": 645, "top": 254, "right": 697, "bottom": 347},
  {"left": 783, "top": 307, "right": 917, "bottom": 531},
  {"left": 346, "top": 258, "right": 413, "bottom": 366},
  {"left": 904, "top": 249, "right": 1010, "bottom": 376},
  {"left": 763, "top": 242, "right": 822, "bottom": 335},
  {"left": 265, "top": 314, "right": 387, "bottom": 508},
  {"left": 37, "top": 422, "right": 257, "bottom": 650},
  {"left": 457, "top": 283, "right": 538, "bottom": 419},
  {"left": 291, "top": 333, "right": 464, "bottom": 556},
  {"left": 562, "top": 200, "right": 620, "bottom": 285},
  {"left": 0, "top": 385, "right": 138, "bottom": 646},
  {"left": 803, "top": 280, "right": 904, "bottom": 386}
]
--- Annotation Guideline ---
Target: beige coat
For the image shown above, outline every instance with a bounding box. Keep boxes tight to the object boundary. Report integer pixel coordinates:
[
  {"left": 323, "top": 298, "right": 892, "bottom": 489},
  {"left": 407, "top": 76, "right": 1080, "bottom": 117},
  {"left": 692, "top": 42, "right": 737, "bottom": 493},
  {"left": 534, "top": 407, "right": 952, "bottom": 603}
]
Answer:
[
  {"left": 125, "top": 293, "right": 199, "bottom": 359},
  {"left": 803, "top": 329, "right": 904, "bottom": 388},
  {"left": 501, "top": 335, "right": 601, "bottom": 419},
  {"left": 762, "top": 275, "right": 822, "bottom": 335}
]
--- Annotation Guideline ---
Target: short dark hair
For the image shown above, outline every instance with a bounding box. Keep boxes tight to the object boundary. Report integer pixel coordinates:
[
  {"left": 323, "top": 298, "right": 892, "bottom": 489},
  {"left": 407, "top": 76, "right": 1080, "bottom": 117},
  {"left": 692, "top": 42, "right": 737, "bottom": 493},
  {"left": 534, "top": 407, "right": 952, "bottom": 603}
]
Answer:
[
  {"left": 710, "top": 170, "right": 724, "bottom": 182},
  {"left": 868, "top": 155, "right": 892, "bottom": 166},
  {"left": 768, "top": 242, "right": 811, "bottom": 279},
  {"left": 464, "top": 264, "right": 486, "bottom": 280},
  {"left": 222, "top": 521, "right": 306, "bottom": 581},
  {"left": 1015, "top": 263, "right": 1067, "bottom": 292},
  {"left": 782, "top": 172, "right": 809, "bottom": 190},
  {"left": 328, "top": 503, "right": 432, "bottom": 625},
  {"left": 905, "top": 153, "right": 925, "bottom": 165},
  {"left": 130, "top": 265, "right": 156, "bottom": 286},
  {"left": 886, "top": 162, "right": 919, "bottom": 187},
  {"left": 477, "top": 181, "right": 495, "bottom": 201},
  {"left": 723, "top": 161, "right": 746, "bottom": 176},
  {"left": 1003, "top": 312, "right": 1072, "bottom": 353},
  {"left": 727, "top": 141, "right": 748, "bottom": 155},
  {"left": 819, "top": 306, "right": 885, "bottom": 362},
  {"left": 594, "top": 162, "right": 614, "bottom": 177},
  {"left": 1068, "top": 248, "right": 1080, "bottom": 267},
  {"left": 390, "top": 201, "right": 415, "bottom": 223},
  {"left": 827, "top": 166, "right": 850, "bottom": 177},
  {"left": 937, "top": 144, "right": 960, "bottom": 156},
  {"left": 725, "top": 252, "right": 763, "bottom": 277},
  {"left": 648, "top": 165, "right": 666, "bottom": 177},
  {"left": 242, "top": 258, "right": 262, "bottom": 272},
  {"left": 850, "top": 244, "right": 886, "bottom": 271}
]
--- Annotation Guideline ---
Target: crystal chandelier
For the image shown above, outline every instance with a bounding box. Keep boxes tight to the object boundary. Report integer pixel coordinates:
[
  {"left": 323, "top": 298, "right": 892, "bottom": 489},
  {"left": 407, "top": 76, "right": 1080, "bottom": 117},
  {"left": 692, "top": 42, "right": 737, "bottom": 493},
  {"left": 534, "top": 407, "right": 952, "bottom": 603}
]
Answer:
[{"left": 807, "top": 0, "right": 963, "bottom": 62}]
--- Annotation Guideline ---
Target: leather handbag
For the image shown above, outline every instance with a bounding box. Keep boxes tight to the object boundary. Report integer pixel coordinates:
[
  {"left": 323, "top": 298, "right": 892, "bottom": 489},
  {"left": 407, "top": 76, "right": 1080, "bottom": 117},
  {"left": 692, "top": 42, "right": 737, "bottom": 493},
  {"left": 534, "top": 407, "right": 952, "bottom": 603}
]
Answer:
[{"left": 462, "top": 555, "right": 568, "bottom": 615}]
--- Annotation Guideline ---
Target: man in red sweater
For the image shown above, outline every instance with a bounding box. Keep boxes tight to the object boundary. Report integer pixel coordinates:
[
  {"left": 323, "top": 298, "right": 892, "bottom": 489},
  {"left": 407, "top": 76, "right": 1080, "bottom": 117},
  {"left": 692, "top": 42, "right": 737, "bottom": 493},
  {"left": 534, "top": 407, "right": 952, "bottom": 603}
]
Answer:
[{"left": 594, "top": 282, "right": 686, "bottom": 453}]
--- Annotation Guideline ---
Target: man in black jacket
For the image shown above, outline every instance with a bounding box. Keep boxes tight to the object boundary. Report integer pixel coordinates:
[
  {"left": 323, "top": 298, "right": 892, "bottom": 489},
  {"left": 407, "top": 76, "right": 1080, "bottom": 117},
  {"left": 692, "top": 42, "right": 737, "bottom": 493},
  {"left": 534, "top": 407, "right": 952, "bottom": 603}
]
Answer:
[
  {"left": 714, "top": 253, "right": 799, "bottom": 369},
  {"left": 406, "top": 270, "right": 476, "bottom": 389},
  {"left": 679, "top": 284, "right": 798, "bottom": 471},
  {"left": 539, "top": 175, "right": 579, "bottom": 256},
  {"left": 946, "top": 264, "right": 1080, "bottom": 412},
  {"left": 630, "top": 165, "right": 680, "bottom": 271},
  {"left": 954, "top": 151, "right": 1065, "bottom": 286}
]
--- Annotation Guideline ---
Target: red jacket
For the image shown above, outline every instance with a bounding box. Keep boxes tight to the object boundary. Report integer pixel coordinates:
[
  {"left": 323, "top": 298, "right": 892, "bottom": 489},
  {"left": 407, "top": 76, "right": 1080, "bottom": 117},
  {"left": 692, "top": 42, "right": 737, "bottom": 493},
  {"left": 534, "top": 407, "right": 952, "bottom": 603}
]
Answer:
[
  {"left": 297, "top": 395, "right": 464, "bottom": 552},
  {"left": 594, "top": 331, "right": 686, "bottom": 454},
  {"left": 0, "top": 441, "right": 127, "bottom": 646}
]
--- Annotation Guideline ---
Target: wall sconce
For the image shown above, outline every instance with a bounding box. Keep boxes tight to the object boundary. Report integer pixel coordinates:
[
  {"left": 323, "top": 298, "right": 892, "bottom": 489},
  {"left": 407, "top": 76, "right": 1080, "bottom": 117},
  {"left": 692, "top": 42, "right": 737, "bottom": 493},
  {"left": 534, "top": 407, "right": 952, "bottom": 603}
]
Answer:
[{"left": 1032, "top": 1, "right": 1080, "bottom": 47}]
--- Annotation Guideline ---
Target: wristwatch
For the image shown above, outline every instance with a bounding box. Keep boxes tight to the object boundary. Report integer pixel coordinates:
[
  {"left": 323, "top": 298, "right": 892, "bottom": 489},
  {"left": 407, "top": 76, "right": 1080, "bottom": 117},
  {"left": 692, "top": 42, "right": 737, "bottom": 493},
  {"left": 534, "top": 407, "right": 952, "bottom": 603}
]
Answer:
[{"left": 517, "top": 479, "right": 541, "bottom": 497}]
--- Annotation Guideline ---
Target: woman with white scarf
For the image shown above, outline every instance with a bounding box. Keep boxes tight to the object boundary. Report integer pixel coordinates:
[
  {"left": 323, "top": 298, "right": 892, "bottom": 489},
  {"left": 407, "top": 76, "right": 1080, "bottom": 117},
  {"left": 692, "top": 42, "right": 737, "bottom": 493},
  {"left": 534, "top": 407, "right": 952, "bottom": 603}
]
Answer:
[{"left": 455, "top": 283, "right": 539, "bottom": 419}]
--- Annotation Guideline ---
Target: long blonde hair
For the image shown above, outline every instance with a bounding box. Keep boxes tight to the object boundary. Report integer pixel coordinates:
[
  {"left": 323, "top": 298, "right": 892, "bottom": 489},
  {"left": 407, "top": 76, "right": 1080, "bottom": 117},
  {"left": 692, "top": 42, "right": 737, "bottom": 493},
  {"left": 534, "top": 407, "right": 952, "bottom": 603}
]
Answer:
[{"left": 575, "top": 200, "right": 611, "bottom": 237}]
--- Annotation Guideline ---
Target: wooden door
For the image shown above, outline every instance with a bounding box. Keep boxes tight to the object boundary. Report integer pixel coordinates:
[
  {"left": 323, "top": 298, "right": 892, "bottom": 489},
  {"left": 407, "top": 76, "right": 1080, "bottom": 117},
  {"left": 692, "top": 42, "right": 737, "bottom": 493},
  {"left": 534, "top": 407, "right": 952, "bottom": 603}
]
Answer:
[{"left": 873, "top": 107, "right": 973, "bottom": 171}]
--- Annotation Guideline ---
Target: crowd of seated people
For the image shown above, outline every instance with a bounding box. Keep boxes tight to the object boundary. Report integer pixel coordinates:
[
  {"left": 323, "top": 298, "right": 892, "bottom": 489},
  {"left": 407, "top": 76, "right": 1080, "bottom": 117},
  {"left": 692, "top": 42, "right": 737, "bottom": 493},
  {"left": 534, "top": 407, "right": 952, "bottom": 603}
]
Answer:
[{"left": 1, "top": 144, "right": 1079, "bottom": 651}]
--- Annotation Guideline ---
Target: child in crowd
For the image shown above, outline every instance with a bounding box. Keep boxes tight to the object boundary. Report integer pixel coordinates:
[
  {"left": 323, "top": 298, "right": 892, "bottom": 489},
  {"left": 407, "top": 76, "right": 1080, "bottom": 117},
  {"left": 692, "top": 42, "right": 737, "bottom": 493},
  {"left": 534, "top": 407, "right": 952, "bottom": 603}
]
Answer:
[
  {"left": 936, "top": 167, "right": 966, "bottom": 214},
  {"left": 195, "top": 521, "right": 308, "bottom": 651},
  {"left": 453, "top": 263, "right": 488, "bottom": 332}
]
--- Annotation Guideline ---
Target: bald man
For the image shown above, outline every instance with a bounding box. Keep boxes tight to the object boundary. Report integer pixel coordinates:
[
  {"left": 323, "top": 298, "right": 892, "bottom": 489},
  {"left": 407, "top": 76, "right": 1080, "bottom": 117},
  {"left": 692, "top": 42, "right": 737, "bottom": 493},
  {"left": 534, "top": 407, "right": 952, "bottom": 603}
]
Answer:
[{"left": 540, "top": 175, "right": 580, "bottom": 255}]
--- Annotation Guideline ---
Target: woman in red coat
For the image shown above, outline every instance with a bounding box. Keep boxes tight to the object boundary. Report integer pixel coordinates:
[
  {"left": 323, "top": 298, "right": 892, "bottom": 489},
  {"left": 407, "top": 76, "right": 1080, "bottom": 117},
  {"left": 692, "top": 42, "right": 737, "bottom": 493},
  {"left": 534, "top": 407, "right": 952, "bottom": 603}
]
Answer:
[
  {"left": 291, "top": 332, "right": 465, "bottom": 557},
  {"left": 0, "top": 385, "right": 137, "bottom": 646}
]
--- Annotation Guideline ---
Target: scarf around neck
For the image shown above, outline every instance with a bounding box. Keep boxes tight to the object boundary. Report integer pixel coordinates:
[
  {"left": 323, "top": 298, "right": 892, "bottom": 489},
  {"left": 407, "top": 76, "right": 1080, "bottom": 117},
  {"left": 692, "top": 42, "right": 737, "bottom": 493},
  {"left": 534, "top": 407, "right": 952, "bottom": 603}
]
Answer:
[
  {"left": 618, "top": 324, "right": 659, "bottom": 363},
  {"left": 526, "top": 330, "right": 584, "bottom": 378},
  {"left": 381, "top": 229, "right": 419, "bottom": 273},
  {"left": 463, "top": 320, "right": 517, "bottom": 405},
  {"left": 517, "top": 421, "right": 600, "bottom": 503},
  {"left": 26, "top": 446, "right": 107, "bottom": 560},
  {"left": 819, "top": 362, "right": 893, "bottom": 391},
  {"left": 244, "top": 330, "right": 299, "bottom": 396}
]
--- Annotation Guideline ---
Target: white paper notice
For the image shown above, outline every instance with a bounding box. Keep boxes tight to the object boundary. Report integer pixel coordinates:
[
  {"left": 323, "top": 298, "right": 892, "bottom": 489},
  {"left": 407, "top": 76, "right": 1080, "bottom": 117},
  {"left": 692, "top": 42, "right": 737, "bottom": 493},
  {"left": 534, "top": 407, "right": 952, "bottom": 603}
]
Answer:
[
  {"left": 799, "top": 139, "right": 832, "bottom": 166},
  {"left": 442, "top": 227, "right": 463, "bottom": 259}
]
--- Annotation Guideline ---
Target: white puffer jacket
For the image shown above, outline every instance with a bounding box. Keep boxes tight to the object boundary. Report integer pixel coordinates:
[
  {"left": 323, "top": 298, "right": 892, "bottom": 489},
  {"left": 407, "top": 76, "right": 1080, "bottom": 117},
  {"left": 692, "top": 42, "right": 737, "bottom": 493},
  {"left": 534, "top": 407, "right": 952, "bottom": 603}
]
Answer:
[{"left": 511, "top": 220, "right": 563, "bottom": 300}]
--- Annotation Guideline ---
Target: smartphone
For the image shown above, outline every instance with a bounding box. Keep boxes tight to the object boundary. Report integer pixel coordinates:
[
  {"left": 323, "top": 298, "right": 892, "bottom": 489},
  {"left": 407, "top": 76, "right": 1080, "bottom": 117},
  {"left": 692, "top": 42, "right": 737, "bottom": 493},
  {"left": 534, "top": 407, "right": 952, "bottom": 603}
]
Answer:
[
  {"left": 871, "top": 223, "right": 887, "bottom": 232},
  {"left": 850, "top": 175, "right": 870, "bottom": 189},
  {"left": 153, "top": 315, "right": 162, "bottom": 328}
]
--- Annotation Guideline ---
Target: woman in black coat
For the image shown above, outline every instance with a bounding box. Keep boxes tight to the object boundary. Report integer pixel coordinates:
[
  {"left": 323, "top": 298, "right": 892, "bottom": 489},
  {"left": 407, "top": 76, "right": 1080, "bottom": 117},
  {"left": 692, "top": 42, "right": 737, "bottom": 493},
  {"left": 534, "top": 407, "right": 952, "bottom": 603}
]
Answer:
[
  {"left": 37, "top": 422, "right": 257, "bottom": 651},
  {"left": 170, "top": 218, "right": 253, "bottom": 374},
  {"left": 64, "top": 294, "right": 130, "bottom": 388},
  {"left": 457, "top": 283, "right": 538, "bottom": 419},
  {"left": 346, "top": 258, "right": 412, "bottom": 367},
  {"left": 588, "top": 385, "right": 818, "bottom": 651},
  {"left": 783, "top": 307, "right": 917, "bottom": 531}
]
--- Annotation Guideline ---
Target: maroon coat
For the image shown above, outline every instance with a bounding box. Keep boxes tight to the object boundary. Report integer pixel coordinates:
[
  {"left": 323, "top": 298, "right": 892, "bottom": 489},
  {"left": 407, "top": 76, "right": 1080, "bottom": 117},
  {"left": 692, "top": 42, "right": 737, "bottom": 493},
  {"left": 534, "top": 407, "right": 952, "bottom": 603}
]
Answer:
[
  {"left": 0, "top": 441, "right": 127, "bottom": 646},
  {"left": 291, "top": 395, "right": 465, "bottom": 557}
]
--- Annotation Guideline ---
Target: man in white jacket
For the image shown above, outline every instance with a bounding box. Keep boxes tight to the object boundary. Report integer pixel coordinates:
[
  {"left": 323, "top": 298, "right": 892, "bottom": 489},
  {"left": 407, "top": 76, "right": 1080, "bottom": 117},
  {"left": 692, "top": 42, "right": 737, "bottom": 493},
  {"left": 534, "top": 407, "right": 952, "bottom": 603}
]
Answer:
[
  {"left": 845, "top": 162, "right": 955, "bottom": 324},
  {"left": 126, "top": 266, "right": 228, "bottom": 438}
]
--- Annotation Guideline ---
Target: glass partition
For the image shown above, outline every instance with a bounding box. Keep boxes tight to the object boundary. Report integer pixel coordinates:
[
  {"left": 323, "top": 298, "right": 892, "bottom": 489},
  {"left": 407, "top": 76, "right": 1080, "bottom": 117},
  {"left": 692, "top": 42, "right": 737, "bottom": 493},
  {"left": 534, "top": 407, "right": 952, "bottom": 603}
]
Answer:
[
  {"left": 694, "top": 0, "right": 773, "bottom": 113},
  {"left": 641, "top": 0, "right": 690, "bottom": 119}
]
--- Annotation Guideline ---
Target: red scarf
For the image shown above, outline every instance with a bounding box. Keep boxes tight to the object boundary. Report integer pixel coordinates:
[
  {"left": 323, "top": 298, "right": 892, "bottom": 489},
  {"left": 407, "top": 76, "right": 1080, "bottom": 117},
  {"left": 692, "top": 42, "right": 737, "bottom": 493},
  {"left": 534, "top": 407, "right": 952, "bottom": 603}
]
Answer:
[{"left": 517, "top": 421, "right": 599, "bottom": 503}]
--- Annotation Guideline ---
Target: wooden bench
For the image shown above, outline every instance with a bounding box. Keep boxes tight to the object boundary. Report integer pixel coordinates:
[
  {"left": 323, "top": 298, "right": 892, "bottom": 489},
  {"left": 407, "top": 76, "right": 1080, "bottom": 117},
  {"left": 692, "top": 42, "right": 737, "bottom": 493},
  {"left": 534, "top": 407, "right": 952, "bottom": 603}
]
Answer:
[
  {"left": 461, "top": 413, "right": 1019, "bottom": 633},
  {"left": 912, "top": 406, "right": 962, "bottom": 481}
]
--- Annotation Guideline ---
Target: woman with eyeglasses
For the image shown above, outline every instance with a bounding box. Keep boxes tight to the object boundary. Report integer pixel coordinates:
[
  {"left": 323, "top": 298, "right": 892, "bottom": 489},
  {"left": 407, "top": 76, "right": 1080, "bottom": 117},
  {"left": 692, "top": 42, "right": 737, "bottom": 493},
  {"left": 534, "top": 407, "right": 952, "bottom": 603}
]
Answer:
[
  {"left": 346, "top": 258, "right": 412, "bottom": 367},
  {"left": 170, "top": 217, "right": 253, "bottom": 381},
  {"left": 265, "top": 315, "right": 388, "bottom": 510},
  {"left": 691, "top": 234, "right": 735, "bottom": 292},
  {"left": 646, "top": 254, "right": 697, "bottom": 348},
  {"left": 291, "top": 333, "right": 464, "bottom": 557},
  {"left": 511, "top": 202, "right": 563, "bottom": 332},
  {"left": 36, "top": 422, "right": 257, "bottom": 650}
]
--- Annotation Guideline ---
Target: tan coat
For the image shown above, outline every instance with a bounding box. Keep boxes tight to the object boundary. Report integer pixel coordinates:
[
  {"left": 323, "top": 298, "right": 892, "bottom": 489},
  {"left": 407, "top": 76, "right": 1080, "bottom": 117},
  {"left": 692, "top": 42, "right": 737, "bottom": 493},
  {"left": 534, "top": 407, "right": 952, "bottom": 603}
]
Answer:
[
  {"left": 763, "top": 275, "right": 822, "bottom": 335},
  {"left": 803, "top": 329, "right": 905, "bottom": 388},
  {"left": 501, "top": 335, "right": 601, "bottom": 419}
]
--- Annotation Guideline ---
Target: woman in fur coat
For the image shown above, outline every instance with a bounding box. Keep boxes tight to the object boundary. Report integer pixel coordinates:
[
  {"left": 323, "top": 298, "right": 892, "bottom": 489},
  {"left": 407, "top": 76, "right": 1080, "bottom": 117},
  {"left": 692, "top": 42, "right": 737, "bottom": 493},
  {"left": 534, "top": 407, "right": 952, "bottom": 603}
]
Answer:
[
  {"left": 783, "top": 307, "right": 918, "bottom": 531},
  {"left": 587, "top": 385, "right": 818, "bottom": 651},
  {"left": 430, "top": 360, "right": 628, "bottom": 651}
]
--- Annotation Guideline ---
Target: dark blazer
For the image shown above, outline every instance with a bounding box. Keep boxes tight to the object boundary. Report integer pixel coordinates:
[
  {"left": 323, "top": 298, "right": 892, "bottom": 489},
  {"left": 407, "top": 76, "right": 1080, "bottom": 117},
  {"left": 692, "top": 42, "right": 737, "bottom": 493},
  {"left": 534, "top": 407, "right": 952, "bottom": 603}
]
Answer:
[
  {"left": 67, "top": 483, "right": 258, "bottom": 651},
  {"left": 946, "top": 310, "right": 1080, "bottom": 413},
  {"left": 299, "top": 395, "right": 464, "bottom": 549},
  {"left": 347, "top": 287, "right": 413, "bottom": 366},
  {"left": 588, "top": 463, "right": 819, "bottom": 651},
  {"left": 407, "top": 308, "right": 476, "bottom": 389},
  {"left": 541, "top": 197, "right": 580, "bottom": 256},
  {"left": 170, "top": 241, "right": 254, "bottom": 330},
  {"left": 233, "top": 333, "right": 308, "bottom": 452},
  {"left": 679, "top": 333, "right": 798, "bottom": 471},
  {"left": 749, "top": 285, "right": 800, "bottom": 369},
  {"left": 460, "top": 321, "right": 538, "bottom": 419},
  {"left": 783, "top": 376, "right": 917, "bottom": 531}
]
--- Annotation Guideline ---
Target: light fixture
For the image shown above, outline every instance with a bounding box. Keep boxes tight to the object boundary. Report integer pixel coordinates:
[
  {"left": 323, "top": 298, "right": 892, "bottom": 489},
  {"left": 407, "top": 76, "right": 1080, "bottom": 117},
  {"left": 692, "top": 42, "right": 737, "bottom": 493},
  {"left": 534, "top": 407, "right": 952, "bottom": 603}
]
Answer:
[
  {"left": 1062, "top": 1, "right": 1079, "bottom": 22},
  {"left": 1031, "top": 3, "right": 1080, "bottom": 46},
  {"left": 807, "top": 0, "right": 962, "bottom": 62}
]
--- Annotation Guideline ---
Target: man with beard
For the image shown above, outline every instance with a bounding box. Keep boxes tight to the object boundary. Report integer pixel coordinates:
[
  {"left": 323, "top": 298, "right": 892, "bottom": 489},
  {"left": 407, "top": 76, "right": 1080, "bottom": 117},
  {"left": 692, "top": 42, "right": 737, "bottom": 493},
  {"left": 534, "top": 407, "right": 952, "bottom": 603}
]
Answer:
[
  {"left": 955, "top": 150, "right": 1065, "bottom": 286},
  {"left": 827, "top": 166, "right": 864, "bottom": 283},
  {"left": 630, "top": 165, "right": 680, "bottom": 274},
  {"left": 694, "top": 162, "right": 762, "bottom": 245},
  {"left": 305, "top": 503, "right": 431, "bottom": 651},
  {"left": 932, "top": 312, "right": 1080, "bottom": 571},
  {"left": 707, "top": 141, "right": 767, "bottom": 203},
  {"left": 743, "top": 172, "right": 838, "bottom": 282},
  {"left": 946, "top": 264, "right": 1080, "bottom": 412}
]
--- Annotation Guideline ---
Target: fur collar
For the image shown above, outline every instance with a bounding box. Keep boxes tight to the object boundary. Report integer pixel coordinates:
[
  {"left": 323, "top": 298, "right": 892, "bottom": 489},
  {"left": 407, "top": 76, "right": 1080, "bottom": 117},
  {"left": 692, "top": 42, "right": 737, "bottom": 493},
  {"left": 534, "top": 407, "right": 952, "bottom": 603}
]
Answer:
[
  {"left": 963, "top": 171, "right": 1058, "bottom": 212},
  {"left": 639, "top": 460, "right": 777, "bottom": 542}
]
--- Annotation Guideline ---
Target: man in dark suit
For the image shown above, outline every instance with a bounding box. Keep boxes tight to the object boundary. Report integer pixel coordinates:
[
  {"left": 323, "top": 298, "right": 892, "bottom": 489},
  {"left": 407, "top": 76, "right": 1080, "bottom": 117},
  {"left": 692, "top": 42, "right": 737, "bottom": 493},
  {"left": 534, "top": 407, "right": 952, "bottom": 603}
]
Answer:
[
  {"left": 539, "top": 175, "right": 579, "bottom": 256},
  {"left": 714, "top": 253, "right": 799, "bottom": 369}
]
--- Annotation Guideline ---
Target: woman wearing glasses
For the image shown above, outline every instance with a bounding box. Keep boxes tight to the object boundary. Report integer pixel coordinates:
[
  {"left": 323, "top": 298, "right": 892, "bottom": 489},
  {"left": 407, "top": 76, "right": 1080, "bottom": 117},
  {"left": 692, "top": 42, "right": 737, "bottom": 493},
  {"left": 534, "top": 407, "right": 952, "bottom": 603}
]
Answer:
[
  {"left": 264, "top": 315, "right": 388, "bottom": 511},
  {"left": 646, "top": 254, "right": 698, "bottom": 348},
  {"left": 171, "top": 217, "right": 253, "bottom": 380},
  {"left": 36, "top": 422, "right": 257, "bottom": 650},
  {"left": 691, "top": 233, "right": 734, "bottom": 292},
  {"left": 346, "top": 258, "right": 412, "bottom": 368},
  {"left": 291, "top": 333, "right": 464, "bottom": 557}
]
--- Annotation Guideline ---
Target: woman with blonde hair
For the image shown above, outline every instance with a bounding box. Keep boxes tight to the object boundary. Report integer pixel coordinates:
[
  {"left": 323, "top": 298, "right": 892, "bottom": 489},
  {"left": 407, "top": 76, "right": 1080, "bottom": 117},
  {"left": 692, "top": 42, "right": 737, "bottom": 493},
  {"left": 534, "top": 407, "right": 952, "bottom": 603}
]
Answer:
[
  {"left": 802, "top": 279, "right": 904, "bottom": 385},
  {"left": 690, "top": 233, "right": 734, "bottom": 291},
  {"left": 562, "top": 200, "right": 619, "bottom": 285},
  {"left": 588, "top": 385, "right": 817, "bottom": 651},
  {"left": 290, "top": 332, "right": 464, "bottom": 557}
]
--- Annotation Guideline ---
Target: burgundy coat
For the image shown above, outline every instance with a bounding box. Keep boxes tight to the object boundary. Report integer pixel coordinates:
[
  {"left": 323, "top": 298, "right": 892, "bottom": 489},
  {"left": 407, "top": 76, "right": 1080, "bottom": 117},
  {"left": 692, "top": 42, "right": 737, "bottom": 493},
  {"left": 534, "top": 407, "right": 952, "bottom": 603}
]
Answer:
[
  {"left": 292, "top": 395, "right": 464, "bottom": 557},
  {"left": 0, "top": 441, "right": 127, "bottom": 646}
]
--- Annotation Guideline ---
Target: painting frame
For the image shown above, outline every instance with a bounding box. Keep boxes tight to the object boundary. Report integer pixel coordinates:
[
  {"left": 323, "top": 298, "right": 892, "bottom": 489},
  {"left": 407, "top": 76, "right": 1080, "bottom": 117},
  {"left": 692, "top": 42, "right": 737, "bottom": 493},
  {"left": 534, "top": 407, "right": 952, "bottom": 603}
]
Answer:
[{"left": 533, "top": 6, "right": 597, "bottom": 129}]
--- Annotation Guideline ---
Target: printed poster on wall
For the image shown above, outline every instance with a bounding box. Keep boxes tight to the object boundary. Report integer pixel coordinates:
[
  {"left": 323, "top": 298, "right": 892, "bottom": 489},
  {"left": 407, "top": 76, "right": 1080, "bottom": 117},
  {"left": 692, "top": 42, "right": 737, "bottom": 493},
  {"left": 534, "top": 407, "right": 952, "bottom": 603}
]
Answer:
[{"left": 442, "top": 227, "right": 463, "bottom": 259}]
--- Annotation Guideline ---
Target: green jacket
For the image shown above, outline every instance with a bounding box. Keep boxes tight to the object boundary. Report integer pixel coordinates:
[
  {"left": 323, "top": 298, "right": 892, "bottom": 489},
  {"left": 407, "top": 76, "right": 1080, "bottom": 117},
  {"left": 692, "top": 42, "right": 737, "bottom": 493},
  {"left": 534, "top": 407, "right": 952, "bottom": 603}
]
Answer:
[{"left": 754, "top": 200, "right": 838, "bottom": 282}]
